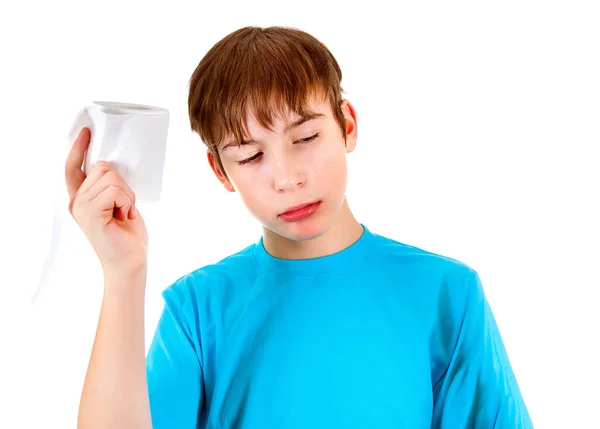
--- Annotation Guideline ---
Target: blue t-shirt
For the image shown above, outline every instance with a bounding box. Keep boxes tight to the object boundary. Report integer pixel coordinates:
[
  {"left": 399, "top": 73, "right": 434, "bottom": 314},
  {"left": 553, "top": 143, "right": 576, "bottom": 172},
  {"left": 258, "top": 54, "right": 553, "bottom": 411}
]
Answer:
[{"left": 146, "top": 225, "right": 532, "bottom": 428}]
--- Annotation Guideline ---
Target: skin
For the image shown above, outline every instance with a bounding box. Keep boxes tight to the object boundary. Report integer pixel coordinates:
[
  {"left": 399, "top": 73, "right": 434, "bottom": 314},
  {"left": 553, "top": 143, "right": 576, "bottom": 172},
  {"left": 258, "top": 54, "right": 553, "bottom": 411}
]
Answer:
[{"left": 208, "top": 95, "right": 364, "bottom": 260}]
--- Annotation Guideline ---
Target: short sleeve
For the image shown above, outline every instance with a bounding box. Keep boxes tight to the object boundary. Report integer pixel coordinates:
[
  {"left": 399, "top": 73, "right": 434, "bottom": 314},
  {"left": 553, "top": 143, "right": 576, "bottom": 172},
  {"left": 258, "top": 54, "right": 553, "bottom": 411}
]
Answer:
[
  {"left": 146, "top": 283, "right": 204, "bottom": 428},
  {"left": 431, "top": 270, "right": 533, "bottom": 428}
]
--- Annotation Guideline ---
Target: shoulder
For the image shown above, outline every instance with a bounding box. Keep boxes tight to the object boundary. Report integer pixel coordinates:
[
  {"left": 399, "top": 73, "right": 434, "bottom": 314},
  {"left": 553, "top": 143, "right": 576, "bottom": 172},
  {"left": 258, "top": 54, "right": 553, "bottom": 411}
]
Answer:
[
  {"left": 369, "top": 230, "right": 488, "bottom": 337},
  {"left": 370, "top": 230, "right": 476, "bottom": 277},
  {"left": 161, "top": 242, "right": 259, "bottom": 306},
  {"left": 368, "top": 229, "right": 481, "bottom": 301}
]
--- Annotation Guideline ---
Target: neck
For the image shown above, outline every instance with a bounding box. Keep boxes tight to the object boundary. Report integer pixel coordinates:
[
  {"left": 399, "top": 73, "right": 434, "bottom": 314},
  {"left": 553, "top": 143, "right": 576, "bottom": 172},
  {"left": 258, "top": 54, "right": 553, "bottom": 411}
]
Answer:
[{"left": 262, "top": 197, "right": 364, "bottom": 260}]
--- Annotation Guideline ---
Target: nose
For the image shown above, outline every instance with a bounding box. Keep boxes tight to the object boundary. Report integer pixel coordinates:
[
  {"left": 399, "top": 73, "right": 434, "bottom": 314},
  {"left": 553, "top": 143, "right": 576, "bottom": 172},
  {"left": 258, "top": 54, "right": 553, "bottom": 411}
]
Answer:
[
  {"left": 276, "top": 175, "right": 306, "bottom": 192},
  {"left": 273, "top": 157, "right": 306, "bottom": 192}
]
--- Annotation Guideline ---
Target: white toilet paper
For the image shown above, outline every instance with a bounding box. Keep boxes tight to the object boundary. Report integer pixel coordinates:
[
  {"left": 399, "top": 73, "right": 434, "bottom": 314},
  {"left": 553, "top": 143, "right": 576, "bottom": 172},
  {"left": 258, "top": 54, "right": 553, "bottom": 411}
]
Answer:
[
  {"left": 31, "top": 101, "right": 170, "bottom": 304},
  {"left": 68, "top": 101, "right": 170, "bottom": 202}
]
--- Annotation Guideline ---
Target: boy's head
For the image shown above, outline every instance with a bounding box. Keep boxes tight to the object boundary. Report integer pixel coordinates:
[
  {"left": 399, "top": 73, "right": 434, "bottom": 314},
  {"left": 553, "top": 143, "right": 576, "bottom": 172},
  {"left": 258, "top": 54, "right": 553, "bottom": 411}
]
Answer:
[{"left": 188, "top": 26, "right": 358, "bottom": 241}]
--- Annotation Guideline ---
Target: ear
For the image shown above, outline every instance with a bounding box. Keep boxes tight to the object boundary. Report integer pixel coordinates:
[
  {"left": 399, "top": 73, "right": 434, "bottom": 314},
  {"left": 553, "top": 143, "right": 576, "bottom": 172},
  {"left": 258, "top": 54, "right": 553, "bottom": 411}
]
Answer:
[
  {"left": 340, "top": 99, "right": 358, "bottom": 154},
  {"left": 207, "top": 150, "right": 235, "bottom": 192}
]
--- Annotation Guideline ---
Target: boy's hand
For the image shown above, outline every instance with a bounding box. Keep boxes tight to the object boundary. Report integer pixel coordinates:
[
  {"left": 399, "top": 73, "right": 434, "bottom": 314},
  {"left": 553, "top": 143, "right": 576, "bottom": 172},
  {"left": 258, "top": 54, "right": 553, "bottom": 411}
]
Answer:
[{"left": 65, "top": 127, "right": 149, "bottom": 280}]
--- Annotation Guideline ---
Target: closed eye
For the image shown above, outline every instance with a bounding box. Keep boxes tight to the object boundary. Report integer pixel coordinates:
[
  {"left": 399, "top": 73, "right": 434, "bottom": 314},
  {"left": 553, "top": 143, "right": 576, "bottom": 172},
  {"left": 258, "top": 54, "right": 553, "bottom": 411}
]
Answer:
[
  {"left": 296, "top": 133, "right": 319, "bottom": 144},
  {"left": 238, "top": 152, "right": 263, "bottom": 165},
  {"left": 237, "top": 133, "right": 320, "bottom": 166}
]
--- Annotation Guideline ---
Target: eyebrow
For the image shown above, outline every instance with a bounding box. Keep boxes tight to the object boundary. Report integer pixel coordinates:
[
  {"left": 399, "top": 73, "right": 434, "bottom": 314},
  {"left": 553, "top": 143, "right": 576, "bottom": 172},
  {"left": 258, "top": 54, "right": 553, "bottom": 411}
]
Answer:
[{"left": 221, "top": 112, "right": 326, "bottom": 152}]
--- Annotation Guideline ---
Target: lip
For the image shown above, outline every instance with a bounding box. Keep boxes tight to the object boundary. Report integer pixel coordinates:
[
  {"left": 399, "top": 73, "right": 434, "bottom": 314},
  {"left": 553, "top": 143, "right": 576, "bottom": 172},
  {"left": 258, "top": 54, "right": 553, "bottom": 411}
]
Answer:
[
  {"left": 280, "top": 201, "right": 320, "bottom": 214},
  {"left": 278, "top": 201, "right": 322, "bottom": 222}
]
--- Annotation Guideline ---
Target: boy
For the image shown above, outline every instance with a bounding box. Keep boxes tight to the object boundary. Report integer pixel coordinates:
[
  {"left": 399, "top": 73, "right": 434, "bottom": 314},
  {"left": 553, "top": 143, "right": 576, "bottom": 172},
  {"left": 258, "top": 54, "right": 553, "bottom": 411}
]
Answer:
[{"left": 67, "top": 26, "right": 533, "bottom": 428}]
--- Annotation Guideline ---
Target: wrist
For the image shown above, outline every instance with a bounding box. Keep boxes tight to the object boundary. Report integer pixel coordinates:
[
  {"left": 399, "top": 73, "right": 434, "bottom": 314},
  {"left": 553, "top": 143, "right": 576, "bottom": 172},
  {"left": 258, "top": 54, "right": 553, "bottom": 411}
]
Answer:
[
  {"left": 102, "top": 260, "right": 147, "bottom": 280},
  {"left": 103, "top": 264, "right": 148, "bottom": 295}
]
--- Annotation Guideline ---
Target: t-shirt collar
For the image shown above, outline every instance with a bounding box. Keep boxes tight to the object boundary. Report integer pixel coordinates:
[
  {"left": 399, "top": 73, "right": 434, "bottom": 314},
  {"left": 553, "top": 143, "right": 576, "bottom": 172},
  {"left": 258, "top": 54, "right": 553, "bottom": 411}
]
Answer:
[{"left": 252, "top": 224, "right": 376, "bottom": 278}]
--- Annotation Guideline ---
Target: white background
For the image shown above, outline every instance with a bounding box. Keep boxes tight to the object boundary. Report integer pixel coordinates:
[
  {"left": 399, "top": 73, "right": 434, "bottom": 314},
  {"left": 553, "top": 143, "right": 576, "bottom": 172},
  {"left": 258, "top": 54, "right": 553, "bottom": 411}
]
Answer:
[{"left": 1, "top": 1, "right": 598, "bottom": 427}]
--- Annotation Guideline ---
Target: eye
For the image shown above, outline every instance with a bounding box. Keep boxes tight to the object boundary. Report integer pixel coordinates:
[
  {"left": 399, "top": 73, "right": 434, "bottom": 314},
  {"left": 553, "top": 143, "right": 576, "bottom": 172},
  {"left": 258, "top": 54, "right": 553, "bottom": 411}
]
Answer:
[
  {"left": 238, "top": 152, "right": 263, "bottom": 165},
  {"left": 295, "top": 133, "right": 319, "bottom": 144}
]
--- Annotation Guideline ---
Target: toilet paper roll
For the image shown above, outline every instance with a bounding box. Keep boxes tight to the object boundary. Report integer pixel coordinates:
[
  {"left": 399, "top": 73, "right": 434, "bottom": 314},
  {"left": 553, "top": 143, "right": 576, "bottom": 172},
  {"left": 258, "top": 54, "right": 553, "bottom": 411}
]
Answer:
[
  {"left": 69, "top": 101, "right": 170, "bottom": 202},
  {"left": 31, "top": 101, "right": 170, "bottom": 304}
]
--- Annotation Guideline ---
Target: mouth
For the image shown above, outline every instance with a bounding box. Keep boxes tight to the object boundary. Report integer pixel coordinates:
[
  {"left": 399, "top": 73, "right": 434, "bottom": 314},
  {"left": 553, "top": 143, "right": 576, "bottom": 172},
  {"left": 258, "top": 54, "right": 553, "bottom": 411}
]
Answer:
[{"left": 278, "top": 200, "right": 322, "bottom": 222}]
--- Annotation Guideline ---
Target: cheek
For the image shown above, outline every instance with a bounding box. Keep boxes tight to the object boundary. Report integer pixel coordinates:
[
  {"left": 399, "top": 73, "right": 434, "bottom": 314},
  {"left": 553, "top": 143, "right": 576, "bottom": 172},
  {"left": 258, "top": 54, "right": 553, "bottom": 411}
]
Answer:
[
  {"left": 311, "top": 145, "right": 347, "bottom": 188},
  {"left": 229, "top": 171, "right": 268, "bottom": 210}
]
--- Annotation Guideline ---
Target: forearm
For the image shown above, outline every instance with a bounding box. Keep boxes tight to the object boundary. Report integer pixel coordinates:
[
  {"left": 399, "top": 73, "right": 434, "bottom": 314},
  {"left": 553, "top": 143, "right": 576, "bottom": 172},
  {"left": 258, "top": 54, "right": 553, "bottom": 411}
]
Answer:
[{"left": 77, "top": 268, "right": 152, "bottom": 429}]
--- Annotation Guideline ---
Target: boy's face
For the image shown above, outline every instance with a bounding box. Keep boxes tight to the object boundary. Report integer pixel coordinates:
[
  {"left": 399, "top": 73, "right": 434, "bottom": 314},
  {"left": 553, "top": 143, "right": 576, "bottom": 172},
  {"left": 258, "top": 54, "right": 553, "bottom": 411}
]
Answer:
[{"left": 208, "top": 96, "right": 357, "bottom": 242}]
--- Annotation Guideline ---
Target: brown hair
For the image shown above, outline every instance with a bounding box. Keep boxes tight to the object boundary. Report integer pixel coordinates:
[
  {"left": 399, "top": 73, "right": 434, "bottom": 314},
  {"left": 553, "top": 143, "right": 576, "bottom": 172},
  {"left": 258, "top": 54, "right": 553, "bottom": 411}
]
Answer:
[{"left": 188, "top": 26, "right": 346, "bottom": 176}]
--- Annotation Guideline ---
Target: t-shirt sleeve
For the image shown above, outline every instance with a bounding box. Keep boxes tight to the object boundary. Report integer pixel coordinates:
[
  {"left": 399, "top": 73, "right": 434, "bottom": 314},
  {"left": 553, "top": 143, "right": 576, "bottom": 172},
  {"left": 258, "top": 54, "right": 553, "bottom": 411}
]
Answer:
[
  {"left": 146, "top": 282, "right": 204, "bottom": 428},
  {"left": 431, "top": 270, "right": 533, "bottom": 428}
]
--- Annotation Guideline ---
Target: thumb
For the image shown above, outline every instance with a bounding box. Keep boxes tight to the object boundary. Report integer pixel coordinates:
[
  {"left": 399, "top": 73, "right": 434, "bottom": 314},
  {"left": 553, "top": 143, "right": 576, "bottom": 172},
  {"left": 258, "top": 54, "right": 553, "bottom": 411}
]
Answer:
[{"left": 65, "top": 127, "right": 90, "bottom": 199}]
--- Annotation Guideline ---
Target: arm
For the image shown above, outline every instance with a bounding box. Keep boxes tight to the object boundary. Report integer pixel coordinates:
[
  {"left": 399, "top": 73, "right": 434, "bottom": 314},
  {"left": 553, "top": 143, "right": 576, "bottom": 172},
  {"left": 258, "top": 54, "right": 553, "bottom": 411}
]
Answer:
[
  {"left": 431, "top": 270, "right": 533, "bottom": 428},
  {"left": 64, "top": 128, "right": 152, "bottom": 428},
  {"left": 77, "top": 268, "right": 152, "bottom": 429}
]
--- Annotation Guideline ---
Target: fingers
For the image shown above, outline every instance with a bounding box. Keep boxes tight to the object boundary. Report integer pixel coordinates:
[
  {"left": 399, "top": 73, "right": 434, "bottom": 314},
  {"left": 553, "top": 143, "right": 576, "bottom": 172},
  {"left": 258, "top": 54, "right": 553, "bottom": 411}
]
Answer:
[
  {"left": 65, "top": 127, "right": 137, "bottom": 223},
  {"left": 82, "top": 166, "right": 137, "bottom": 219},
  {"left": 88, "top": 183, "right": 134, "bottom": 224},
  {"left": 77, "top": 161, "right": 112, "bottom": 196},
  {"left": 65, "top": 127, "right": 90, "bottom": 199}
]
